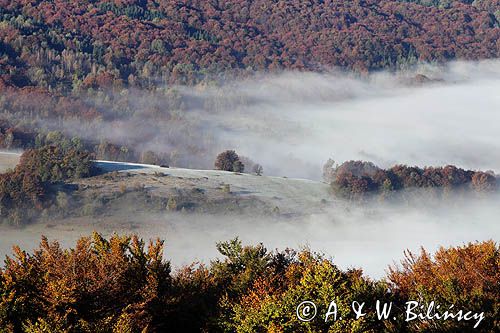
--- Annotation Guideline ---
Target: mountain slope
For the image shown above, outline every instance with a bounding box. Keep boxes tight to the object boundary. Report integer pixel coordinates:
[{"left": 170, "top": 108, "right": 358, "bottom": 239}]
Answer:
[{"left": 1, "top": 0, "right": 498, "bottom": 91}]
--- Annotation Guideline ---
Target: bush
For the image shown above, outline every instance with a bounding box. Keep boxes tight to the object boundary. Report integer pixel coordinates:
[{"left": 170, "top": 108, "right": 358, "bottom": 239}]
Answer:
[
  {"left": 167, "top": 197, "right": 178, "bottom": 211},
  {"left": 239, "top": 156, "right": 263, "bottom": 175},
  {"left": 252, "top": 164, "right": 263, "bottom": 176},
  {"left": 214, "top": 150, "right": 244, "bottom": 172},
  {"left": 322, "top": 158, "right": 337, "bottom": 182},
  {"left": 471, "top": 171, "right": 497, "bottom": 192},
  {"left": 55, "top": 191, "right": 69, "bottom": 209},
  {"left": 232, "top": 160, "right": 244, "bottom": 173},
  {"left": 222, "top": 184, "right": 231, "bottom": 193}
]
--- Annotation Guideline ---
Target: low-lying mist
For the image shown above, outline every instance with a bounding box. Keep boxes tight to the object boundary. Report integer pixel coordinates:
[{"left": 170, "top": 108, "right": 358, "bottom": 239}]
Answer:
[
  {"left": 18, "top": 59, "right": 500, "bottom": 179},
  {"left": 1, "top": 60, "right": 499, "bottom": 278},
  {"left": 1, "top": 191, "right": 498, "bottom": 278},
  {"left": 198, "top": 60, "right": 500, "bottom": 179}
]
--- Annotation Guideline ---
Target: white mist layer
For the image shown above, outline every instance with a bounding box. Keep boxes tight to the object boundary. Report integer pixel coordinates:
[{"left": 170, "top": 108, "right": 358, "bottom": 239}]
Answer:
[
  {"left": 201, "top": 61, "right": 500, "bottom": 179},
  {"left": 22, "top": 59, "right": 500, "bottom": 179},
  {"left": 1, "top": 60, "right": 499, "bottom": 278},
  {"left": 1, "top": 196, "right": 498, "bottom": 278}
]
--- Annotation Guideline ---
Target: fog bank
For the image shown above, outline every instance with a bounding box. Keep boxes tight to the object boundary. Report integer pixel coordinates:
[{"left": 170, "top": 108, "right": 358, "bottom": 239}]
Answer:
[
  {"left": 1, "top": 192, "right": 498, "bottom": 278},
  {"left": 198, "top": 60, "right": 500, "bottom": 179},
  {"left": 13, "top": 60, "right": 500, "bottom": 179},
  {"left": 1, "top": 60, "right": 499, "bottom": 278}
]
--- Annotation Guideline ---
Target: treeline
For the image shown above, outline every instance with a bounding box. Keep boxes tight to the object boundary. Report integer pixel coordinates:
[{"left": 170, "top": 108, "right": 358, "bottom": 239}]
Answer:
[
  {"left": 0, "top": 121, "right": 172, "bottom": 168},
  {"left": 324, "top": 160, "right": 497, "bottom": 200},
  {"left": 400, "top": 0, "right": 499, "bottom": 15},
  {"left": 0, "top": 234, "right": 497, "bottom": 332},
  {"left": 0, "top": 86, "right": 208, "bottom": 168},
  {"left": 0, "top": 144, "right": 93, "bottom": 225},
  {"left": 0, "top": 96, "right": 260, "bottom": 172},
  {"left": 0, "top": 0, "right": 498, "bottom": 92}
]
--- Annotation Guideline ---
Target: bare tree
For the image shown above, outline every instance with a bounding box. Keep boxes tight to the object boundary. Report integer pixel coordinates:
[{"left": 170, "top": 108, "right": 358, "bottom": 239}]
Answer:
[{"left": 252, "top": 163, "right": 263, "bottom": 176}]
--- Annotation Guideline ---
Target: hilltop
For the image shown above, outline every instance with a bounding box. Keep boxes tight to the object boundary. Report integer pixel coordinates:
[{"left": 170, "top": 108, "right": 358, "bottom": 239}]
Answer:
[{"left": 0, "top": 152, "right": 333, "bottom": 220}]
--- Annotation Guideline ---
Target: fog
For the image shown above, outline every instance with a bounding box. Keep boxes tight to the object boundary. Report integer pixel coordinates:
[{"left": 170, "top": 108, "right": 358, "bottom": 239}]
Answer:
[
  {"left": 162, "top": 195, "right": 500, "bottom": 278},
  {"left": 1, "top": 192, "right": 498, "bottom": 278},
  {"left": 1, "top": 60, "right": 500, "bottom": 278},
  {"left": 195, "top": 60, "right": 500, "bottom": 179},
  {"left": 24, "top": 59, "right": 500, "bottom": 179}
]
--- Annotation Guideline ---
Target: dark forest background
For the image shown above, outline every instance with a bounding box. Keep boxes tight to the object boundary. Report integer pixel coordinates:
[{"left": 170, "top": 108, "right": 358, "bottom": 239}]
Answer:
[{"left": 1, "top": 0, "right": 499, "bottom": 91}]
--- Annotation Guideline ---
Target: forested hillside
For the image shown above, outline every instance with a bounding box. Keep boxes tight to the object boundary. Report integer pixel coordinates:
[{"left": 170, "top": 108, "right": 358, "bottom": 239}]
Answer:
[
  {"left": 0, "top": 0, "right": 498, "bottom": 164},
  {"left": 0, "top": 0, "right": 498, "bottom": 91}
]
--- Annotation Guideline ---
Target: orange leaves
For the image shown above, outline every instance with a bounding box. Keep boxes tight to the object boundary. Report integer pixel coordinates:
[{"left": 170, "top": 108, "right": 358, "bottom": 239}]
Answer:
[
  {"left": 240, "top": 276, "right": 281, "bottom": 310},
  {"left": 331, "top": 160, "right": 498, "bottom": 201},
  {"left": 389, "top": 241, "right": 500, "bottom": 299},
  {"left": 388, "top": 241, "right": 500, "bottom": 331},
  {"left": 388, "top": 241, "right": 500, "bottom": 327},
  {"left": 1, "top": 235, "right": 499, "bottom": 331},
  {"left": 0, "top": 233, "right": 172, "bottom": 331},
  {"left": 471, "top": 172, "right": 497, "bottom": 192}
]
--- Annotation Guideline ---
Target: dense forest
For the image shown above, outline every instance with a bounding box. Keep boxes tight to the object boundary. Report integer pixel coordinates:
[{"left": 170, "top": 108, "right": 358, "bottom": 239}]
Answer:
[
  {"left": 0, "top": 0, "right": 499, "bottom": 91},
  {"left": 0, "top": 2, "right": 498, "bottom": 331},
  {"left": 0, "top": 0, "right": 499, "bottom": 166},
  {"left": 0, "top": 234, "right": 497, "bottom": 332}
]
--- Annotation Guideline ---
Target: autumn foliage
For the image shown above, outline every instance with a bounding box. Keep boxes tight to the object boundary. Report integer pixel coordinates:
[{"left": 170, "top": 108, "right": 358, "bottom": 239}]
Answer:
[
  {"left": 0, "top": 0, "right": 499, "bottom": 92},
  {"left": 214, "top": 150, "right": 244, "bottom": 172},
  {"left": 0, "top": 235, "right": 498, "bottom": 332},
  {"left": 0, "top": 144, "right": 93, "bottom": 225},
  {"left": 388, "top": 240, "right": 500, "bottom": 332},
  {"left": 0, "top": 0, "right": 499, "bottom": 172},
  {"left": 327, "top": 160, "right": 497, "bottom": 200}
]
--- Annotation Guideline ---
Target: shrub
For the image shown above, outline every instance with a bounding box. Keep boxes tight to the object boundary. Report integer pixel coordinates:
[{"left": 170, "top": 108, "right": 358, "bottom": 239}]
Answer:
[
  {"left": 232, "top": 160, "right": 244, "bottom": 173},
  {"left": 322, "top": 158, "right": 337, "bottom": 182},
  {"left": 239, "top": 156, "right": 263, "bottom": 175},
  {"left": 55, "top": 191, "right": 69, "bottom": 209},
  {"left": 252, "top": 164, "right": 263, "bottom": 176},
  {"left": 215, "top": 150, "right": 244, "bottom": 172},
  {"left": 222, "top": 184, "right": 231, "bottom": 193},
  {"left": 471, "top": 171, "right": 497, "bottom": 192},
  {"left": 119, "top": 183, "right": 127, "bottom": 194},
  {"left": 167, "top": 197, "right": 178, "bottom": 211},
  {"left": 140, "top": 150, "right": 160, "bottom": 165}
]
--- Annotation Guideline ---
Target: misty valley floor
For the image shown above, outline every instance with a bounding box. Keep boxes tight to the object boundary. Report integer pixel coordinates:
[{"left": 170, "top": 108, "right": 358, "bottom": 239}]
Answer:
[
  {"left": 0, "top": 155, "right": 498, "bottom": 278},
  {"left": 1, "top": 65, "right": 500, "bottom": 277}
]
